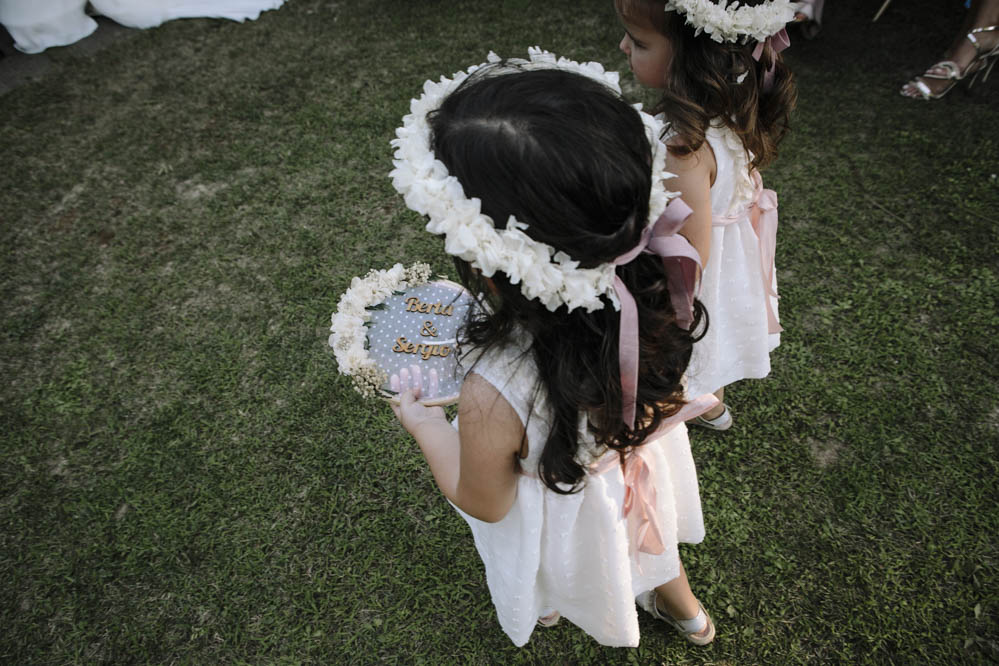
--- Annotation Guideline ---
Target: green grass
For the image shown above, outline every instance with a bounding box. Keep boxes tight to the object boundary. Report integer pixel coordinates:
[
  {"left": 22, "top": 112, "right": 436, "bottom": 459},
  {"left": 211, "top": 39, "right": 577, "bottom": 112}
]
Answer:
[{"left": 2, "top": 0, "right": 998, "bottom": 662}]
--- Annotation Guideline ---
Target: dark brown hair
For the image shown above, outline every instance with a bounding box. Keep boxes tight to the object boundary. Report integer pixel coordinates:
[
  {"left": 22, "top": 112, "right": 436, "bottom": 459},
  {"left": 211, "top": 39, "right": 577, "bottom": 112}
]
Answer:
[
  {"left": 428, "top": 66, "right": 706, "bottom": 493},
  {"left": 616, "top": 0, "right": 797, "bottom": 170}
]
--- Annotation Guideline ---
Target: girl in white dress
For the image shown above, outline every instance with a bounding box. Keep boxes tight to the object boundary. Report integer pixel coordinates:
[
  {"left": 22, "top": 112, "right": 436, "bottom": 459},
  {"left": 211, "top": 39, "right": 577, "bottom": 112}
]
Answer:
[
  {"left": 389, "top": 51, "right": 720, "bottom": 648},
  {"left": 616, "top": 0, "right": 799, "bottom": 429}
]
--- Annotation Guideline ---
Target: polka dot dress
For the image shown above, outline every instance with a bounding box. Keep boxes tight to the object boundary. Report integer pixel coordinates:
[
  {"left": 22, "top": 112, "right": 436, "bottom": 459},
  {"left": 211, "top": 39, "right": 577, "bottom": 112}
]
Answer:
[{"left": 453, "top": 335, "right": 705, "bottom": 647}]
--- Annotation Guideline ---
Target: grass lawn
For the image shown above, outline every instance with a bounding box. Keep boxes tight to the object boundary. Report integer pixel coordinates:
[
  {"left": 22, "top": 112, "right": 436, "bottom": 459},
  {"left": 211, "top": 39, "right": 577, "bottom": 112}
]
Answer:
[{"left": 1, "top": 0, "right": 997, "bottom": 662}]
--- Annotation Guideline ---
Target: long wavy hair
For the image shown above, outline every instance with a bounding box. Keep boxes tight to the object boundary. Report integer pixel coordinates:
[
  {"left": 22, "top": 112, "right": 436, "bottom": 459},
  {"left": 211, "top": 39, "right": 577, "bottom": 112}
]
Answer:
[
  {"left": 428, "top": 66, "right": 706, "bottom": 493},
  {"left": 615, "top": 0, "right": 797, "bottom": 170}
]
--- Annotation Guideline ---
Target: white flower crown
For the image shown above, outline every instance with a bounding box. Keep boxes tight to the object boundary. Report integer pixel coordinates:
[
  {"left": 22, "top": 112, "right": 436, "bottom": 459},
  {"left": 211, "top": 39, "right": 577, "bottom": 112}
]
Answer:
[
  {"left": 665, "top": 0, "right": 797, "bottom": 44},
  {"left": 389, "top": 47, "right": 678, "bottom": 314}
]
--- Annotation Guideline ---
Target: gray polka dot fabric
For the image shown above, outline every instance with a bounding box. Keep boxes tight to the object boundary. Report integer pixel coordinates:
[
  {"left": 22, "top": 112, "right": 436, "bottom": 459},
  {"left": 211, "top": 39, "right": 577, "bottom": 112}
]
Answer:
[{"left": 366, "top": 281, "right": 473, "bottom": 401}]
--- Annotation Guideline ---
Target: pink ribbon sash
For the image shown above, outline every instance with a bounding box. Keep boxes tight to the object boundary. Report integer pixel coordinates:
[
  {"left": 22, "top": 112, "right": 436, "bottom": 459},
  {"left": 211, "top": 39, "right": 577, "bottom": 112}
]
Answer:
[
  {"left": 749, "top": 180, "right": 782, "bottom": 335},
  {"left": 589, "top": 392, "right": 718, "bottom": 565},
  {"left": 714, "top": 171, "right": 782, "bottom": 335},
  {"left": 622, "top": 447, "right": 663, "bottom": 557}
]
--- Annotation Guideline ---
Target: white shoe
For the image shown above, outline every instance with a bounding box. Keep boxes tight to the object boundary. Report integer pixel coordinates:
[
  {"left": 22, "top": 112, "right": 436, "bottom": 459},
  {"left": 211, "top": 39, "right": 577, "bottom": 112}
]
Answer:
[
  {"left": 691, "top": 404, "right": 732, "bottom": 431},
  {"left": 537, "top": 610, "right": 560, "bottom": 627}
]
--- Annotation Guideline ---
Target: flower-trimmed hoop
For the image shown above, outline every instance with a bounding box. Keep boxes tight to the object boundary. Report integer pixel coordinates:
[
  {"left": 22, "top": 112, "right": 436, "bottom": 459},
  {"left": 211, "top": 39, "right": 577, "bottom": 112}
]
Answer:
[{"left": 329, "top": 263, "right": 473, "bottom": 406}]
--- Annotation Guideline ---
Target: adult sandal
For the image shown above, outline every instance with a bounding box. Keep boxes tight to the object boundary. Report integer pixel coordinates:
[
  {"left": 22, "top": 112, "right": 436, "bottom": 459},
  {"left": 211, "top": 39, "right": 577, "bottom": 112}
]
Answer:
[
  {"left": 966, "top": 26, "right": 999, "bottom": 87},
  {"left": 690, "top": 403, "right": 732, "bottom": 431},
  {"left": 641, "top": 591, "right": 716, "bottom": 646},
  {"left": 901, "top": 26, "right": 999, "bottom": 100}
]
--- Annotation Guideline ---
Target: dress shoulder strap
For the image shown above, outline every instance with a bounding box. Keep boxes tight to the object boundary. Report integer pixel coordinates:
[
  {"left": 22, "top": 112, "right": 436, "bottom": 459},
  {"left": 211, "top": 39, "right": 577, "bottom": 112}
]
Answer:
[{"left": 459, "top": 338, "right": 538, "bottom": 429}]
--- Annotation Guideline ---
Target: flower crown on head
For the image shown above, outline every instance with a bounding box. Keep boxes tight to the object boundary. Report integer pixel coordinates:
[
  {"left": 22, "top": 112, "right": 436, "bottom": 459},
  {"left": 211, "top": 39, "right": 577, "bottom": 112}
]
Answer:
[
  {"left": 389, "top": 47, "right": 679, "bottom": 314},
  {"left": 664, "top": 0, "right": 797, "bottom": 44}
]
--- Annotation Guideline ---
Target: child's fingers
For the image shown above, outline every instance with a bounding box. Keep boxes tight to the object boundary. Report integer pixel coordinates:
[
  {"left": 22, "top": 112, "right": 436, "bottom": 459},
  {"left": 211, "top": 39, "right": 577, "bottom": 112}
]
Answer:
[
  {"left": 391, "top": 387, "right": 419, "bottom": 421},
  {"left": 394, "top": 387, "right": 431, "bottom": 433},
  {"left": 400, "top": 386, "right": 423, "bottom": 404},
  {"left": 397, "top": 388, "right": 424, "bottom": 423}
]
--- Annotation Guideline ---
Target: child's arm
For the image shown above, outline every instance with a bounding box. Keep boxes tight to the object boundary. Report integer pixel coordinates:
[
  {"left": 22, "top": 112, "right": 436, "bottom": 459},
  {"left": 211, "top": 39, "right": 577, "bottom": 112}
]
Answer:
[
  {"left": 665, "top": 141, "right": 716, "bottom": 267},
  {"left": 393, "top": 373, "right": 523, "bottom": 523}
]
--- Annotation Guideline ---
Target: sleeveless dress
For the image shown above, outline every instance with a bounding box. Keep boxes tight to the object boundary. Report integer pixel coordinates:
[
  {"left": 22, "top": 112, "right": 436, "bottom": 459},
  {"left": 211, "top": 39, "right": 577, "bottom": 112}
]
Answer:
[
  {"left": 684, "top": 123, "right": 782, "bottom": 399},
  {"left": 452, "top": 338, "right": 706, "bottom": 647}
]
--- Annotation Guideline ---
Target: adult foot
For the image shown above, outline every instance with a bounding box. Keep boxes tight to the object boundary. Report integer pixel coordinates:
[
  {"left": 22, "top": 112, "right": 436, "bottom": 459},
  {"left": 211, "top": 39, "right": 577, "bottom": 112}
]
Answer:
[{"left": 901, "top": 26, "right": 999, "bottom": 99}]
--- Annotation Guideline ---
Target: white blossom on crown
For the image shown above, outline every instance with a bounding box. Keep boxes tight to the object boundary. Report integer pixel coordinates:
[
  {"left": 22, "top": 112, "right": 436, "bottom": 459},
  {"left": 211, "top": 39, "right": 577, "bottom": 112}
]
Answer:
[
  {"left": 665, "top": 0, "right": 797, "bottom": 44},
  {"left": 389, "top": 47, "right": 678, "bottom": 313}
]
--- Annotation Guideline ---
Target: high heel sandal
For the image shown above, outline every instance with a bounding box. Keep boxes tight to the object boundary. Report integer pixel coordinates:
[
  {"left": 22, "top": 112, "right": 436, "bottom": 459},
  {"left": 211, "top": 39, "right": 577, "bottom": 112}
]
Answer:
[
  {"left": 966, "top": 26, "right": 999, "bottom": 88},
  {"left": 901, "top": 26, "right": 999, "bottom": 100}
]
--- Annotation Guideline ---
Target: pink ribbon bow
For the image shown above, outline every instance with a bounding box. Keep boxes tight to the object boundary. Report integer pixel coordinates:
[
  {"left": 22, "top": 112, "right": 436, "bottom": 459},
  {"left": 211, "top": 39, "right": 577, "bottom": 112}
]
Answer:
[
  {"left": 612, "top": 197, "right": 701, "bottom": 429},
  {"left": 588, "top": 392, "right": 719, "bottom": 567},
  {"left": 748, "top": 173, "right": 783, "bottom": 334},
  {"left": 751, "top": 27, "right": 790, "bottom": 92},
  {"left": 621, "top": 447, "right": 664, "bottom": 558}
]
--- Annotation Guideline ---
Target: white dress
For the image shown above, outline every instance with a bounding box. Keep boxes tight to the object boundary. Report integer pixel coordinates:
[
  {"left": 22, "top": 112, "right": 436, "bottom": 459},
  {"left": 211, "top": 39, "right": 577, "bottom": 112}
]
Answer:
[
  {"left": 453, "top": 338, "right": 705, "bottom": 647},
  {"left": 684, "top": 122, "right": 782, "bottom": 399}
]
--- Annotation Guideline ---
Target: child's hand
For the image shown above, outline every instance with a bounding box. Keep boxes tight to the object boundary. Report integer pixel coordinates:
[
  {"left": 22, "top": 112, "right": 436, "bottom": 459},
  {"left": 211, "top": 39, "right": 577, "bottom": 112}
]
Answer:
[{"left": 392, "top": 387, "right": 447, "bottom": 436}]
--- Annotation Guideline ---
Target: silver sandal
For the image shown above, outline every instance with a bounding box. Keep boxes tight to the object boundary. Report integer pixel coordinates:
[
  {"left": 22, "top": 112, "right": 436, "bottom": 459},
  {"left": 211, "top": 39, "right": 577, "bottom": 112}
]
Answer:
[
  {"left": 902, "top": 26, "right": 999, "bottom": 100},
  {"left": 641, "top": 591, "right": 716, "bottom": 646},
  {"left": 690, "top": 403, "right": 732, "bottom": 431}
]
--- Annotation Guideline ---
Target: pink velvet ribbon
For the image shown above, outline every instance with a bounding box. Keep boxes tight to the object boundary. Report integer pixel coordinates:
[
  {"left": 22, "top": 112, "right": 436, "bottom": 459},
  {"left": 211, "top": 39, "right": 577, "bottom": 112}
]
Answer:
[
  {"left": 621, "top": 447, "right": 662, "bottom": 559},
  {"left": 712, "top": 171, "right": 782, "bottom": 335},
  {"left": 589, "top": 392, "right": 719, "bottom": 565},
  {"left": 612, "top": 197, "right": 701, "bottom": 430},
  {"left": 748, "top": 176, "right": 783, "bottom": 335},
  {"left": 751, "top": 27, "right": 790, "bottom": 92}
]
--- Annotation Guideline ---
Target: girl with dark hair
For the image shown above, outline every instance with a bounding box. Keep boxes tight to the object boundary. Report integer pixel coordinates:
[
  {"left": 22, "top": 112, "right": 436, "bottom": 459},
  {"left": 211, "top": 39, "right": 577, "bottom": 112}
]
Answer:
[
  {"left": 389, "top": 50, "right": 718, "bottom": 647},
  {"left": 616, "top": 0, "right": 798, "bottom": 430}
]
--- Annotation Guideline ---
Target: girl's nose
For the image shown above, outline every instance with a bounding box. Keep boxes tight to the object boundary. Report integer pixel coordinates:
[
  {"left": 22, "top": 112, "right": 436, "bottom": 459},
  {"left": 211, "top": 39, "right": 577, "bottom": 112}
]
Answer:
[{"left": 619, "top": 34, "right": 629, "bottom": 54}]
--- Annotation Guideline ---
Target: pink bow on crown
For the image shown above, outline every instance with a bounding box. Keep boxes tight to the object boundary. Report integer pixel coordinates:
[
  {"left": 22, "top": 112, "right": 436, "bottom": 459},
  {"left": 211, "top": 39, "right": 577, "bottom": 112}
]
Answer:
[
  {"left": 751, "top": 27, "right": 791, "bottom": 92},
  {"left": 612, "top": 197, "right": 701, "bottom": 429}
]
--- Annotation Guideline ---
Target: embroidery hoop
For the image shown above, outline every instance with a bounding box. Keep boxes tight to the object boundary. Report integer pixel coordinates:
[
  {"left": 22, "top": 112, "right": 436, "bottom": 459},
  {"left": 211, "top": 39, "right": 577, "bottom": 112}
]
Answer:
[{"left": 328, "top": 263, "right": 473, "bottom": 406}]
